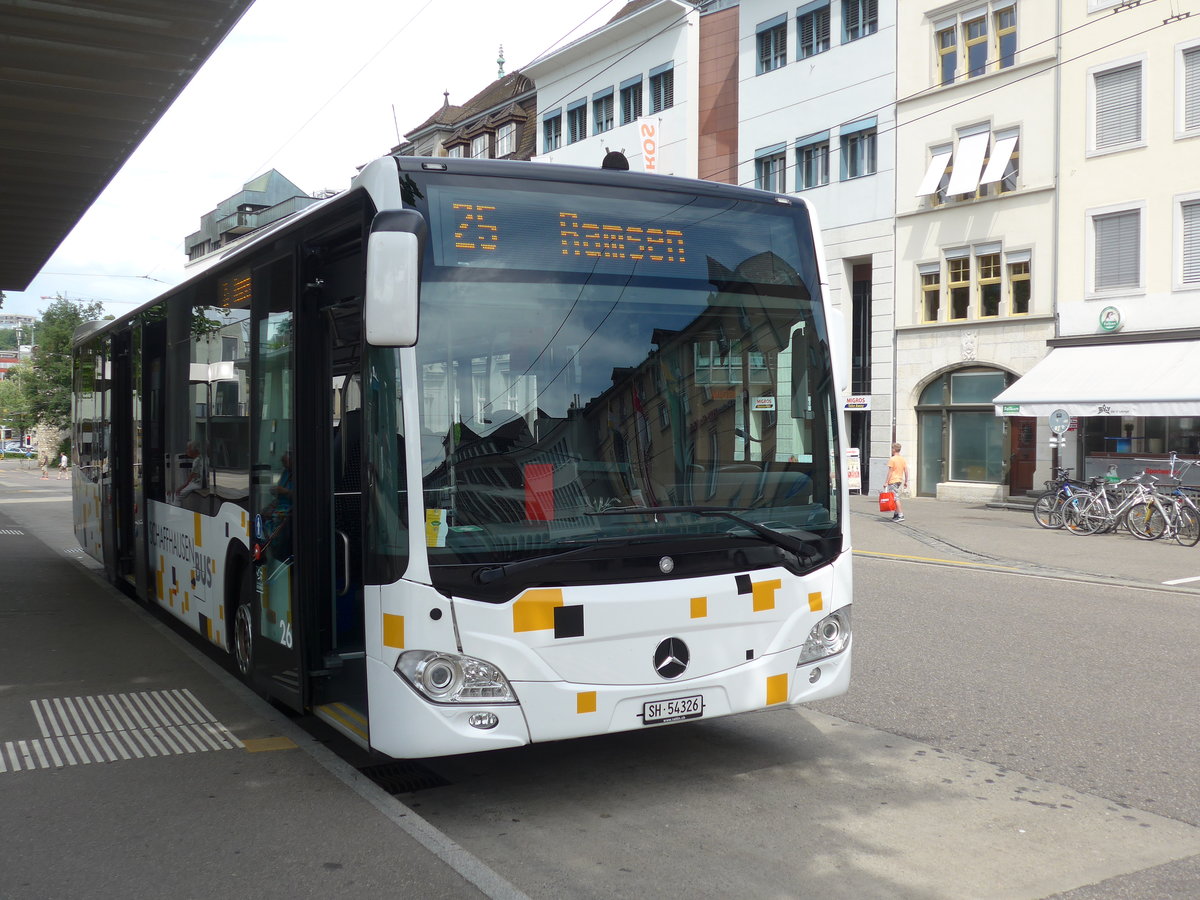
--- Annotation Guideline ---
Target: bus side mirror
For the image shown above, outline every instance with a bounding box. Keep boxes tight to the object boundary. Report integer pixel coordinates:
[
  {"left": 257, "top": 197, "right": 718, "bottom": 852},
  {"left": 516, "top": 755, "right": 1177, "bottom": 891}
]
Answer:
[
  {"left": 365, "top": 209, "right": 427, "bottom": 347},
  {"left": 825, "top": 306, "right": 850, "bottom": 395}
]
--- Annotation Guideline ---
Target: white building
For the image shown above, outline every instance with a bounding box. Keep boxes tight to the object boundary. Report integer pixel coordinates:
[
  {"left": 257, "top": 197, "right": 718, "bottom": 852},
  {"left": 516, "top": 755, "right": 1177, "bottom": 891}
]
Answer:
[
  {"left": 526, "top": 0, "right": 702, "bottom": 176},
  {"left": 896, "top": 0, "right": 1057, "bottom": 501},
  {"left": 994, "top": 1, "right": 1200, "bottom": 484},
  {"left": 738, "top": 0, "right": 896, "bottom": 486}
]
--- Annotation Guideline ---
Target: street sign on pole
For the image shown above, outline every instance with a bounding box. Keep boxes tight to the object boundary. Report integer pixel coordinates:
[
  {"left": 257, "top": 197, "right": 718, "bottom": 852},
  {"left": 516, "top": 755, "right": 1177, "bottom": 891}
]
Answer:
[{"left": 1049, "top": 409, "right": 1070, "bottom": 435}]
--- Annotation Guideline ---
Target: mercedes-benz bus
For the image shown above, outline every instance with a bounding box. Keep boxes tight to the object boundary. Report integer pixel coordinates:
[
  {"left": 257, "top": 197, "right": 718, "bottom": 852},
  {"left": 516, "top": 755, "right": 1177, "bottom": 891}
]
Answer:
[{"left": 72, "top": 155, "right": 852, "bottom": 758}]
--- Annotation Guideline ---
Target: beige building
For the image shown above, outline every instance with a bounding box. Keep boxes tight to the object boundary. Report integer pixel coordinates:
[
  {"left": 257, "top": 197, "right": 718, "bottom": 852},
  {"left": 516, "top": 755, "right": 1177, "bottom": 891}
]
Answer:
[
  {"left": 895, "top": 0, "right": 1057, "bottom": 500},
  {"left": 995, "top": 1, "right": 1200, "bottom": 483}
]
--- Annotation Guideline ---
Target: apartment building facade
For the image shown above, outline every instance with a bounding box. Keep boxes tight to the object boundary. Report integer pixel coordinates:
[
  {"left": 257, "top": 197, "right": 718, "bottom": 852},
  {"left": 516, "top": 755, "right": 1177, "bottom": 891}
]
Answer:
[
  {"left": 739, "top": 0, "right": 897, "bottom": 485},
  {"left": 995, "top": 1, "right": 1200, "bottom": 483},
  {"left": 896, "top": 0, "right": 1057, "bottom": 500},
  {"left": 526, "top": 0, "right": 703, "bottom": 175}
]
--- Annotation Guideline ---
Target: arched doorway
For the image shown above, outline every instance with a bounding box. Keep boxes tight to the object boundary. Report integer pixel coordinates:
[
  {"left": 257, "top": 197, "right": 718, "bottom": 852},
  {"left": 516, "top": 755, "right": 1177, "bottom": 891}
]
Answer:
[{"left": 915, "top": 367, "right": 1015, "bottom": 496}]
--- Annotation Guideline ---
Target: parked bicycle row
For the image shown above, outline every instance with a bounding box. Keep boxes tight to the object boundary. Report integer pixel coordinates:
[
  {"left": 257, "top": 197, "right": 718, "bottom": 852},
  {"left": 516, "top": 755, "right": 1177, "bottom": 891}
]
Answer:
[{"left": 1032, "top": 454, "right": 1200, "bottom": 546}]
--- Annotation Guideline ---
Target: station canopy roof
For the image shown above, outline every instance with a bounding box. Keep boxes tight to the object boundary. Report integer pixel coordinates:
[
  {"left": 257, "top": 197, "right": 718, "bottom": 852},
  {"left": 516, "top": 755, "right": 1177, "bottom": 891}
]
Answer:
[
  {"left": 0, "top": 0, "right": 256, "bottom": 291},
  {"left": 993, "top": 340, "right": 1200, "bottom": 418}
]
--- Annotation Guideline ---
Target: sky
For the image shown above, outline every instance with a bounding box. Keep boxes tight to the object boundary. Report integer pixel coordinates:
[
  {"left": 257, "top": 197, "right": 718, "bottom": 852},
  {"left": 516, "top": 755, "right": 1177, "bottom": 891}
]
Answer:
[{"left": 2, "top": 0, "right": 630, "bottom": 321}]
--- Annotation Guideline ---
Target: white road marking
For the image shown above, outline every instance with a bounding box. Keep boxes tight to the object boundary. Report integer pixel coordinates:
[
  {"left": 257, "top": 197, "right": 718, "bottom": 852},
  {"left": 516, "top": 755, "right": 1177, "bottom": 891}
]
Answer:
[
  {"left": 1, "top": 688, "right": 242, "bottom": 774},
  {"left": 1161, "top": 575, "right": 1200, "bottom": 585}
]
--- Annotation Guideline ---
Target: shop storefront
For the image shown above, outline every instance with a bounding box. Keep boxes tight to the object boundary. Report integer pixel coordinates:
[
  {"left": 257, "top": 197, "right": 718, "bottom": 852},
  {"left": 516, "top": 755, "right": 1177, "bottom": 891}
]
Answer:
[{"left": 992, "top": 338, "right": 1200, "bottom": 485}]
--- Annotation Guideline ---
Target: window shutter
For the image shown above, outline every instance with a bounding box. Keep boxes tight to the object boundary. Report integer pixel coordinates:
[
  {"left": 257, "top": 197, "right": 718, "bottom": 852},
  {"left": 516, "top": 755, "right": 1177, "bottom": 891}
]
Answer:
[
  {"left": 1183, "top": 200, "right": 1200, "bottom": 285},
  {"left": 1094, "top": 210, "right": 1140, "bottom": 290},
  {"left": 1185, "top": 47, "right": 1200, "bottom": 131},
  {"left": 1095, "top": 64, "right": 1142, "bottom": 148}
]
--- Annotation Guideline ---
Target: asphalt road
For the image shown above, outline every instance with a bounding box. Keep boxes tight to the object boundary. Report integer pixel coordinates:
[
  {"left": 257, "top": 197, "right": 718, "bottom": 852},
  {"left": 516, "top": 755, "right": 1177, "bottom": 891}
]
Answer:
[{"left": 3, "top": 471, "right": 1199, "bottom": 899}]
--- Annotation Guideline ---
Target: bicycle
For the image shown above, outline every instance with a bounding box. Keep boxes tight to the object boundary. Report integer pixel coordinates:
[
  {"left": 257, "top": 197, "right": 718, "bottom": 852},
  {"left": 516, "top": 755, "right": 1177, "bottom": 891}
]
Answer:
[
  {"left": 1032, "top": 467, "right": 1094, "bottom": 530},
  {"left": 1125, "top": 455, "right": 1200, "bottom": 546},
  {"left": 1063, "top": 473, "right": 1167, "bottom": 537}
]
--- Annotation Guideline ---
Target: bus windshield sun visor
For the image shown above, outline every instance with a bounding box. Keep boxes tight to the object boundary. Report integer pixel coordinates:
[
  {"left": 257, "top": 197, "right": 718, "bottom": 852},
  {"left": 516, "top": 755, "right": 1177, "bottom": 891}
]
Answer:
[{"left": 365, "top": 209, "right": 428, "bottom": 347}]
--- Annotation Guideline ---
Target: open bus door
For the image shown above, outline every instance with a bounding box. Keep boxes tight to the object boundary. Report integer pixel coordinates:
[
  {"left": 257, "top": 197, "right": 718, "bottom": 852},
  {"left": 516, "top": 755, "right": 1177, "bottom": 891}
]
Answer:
[
  {"left": 249, "top": 256, "right": 308, "bottom": 711},
  {"left": 101, "top": 328, "right": 137, "bottom": 587},
  {"left": 247, "top": 247, "right": 369, "bottom": 743}
]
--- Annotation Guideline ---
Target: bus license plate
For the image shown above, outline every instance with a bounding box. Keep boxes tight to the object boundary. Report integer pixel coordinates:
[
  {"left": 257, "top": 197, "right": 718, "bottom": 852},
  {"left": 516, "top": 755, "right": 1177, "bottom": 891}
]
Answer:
[{"left": 642, "top": 695, "right": 704, "bottom": 725}]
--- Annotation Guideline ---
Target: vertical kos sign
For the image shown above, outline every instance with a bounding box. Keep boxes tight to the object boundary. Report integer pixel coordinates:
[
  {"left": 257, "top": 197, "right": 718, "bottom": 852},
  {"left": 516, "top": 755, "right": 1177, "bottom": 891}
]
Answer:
[{"left": 637, "top": 118, "right": 660, "bottom": 173}]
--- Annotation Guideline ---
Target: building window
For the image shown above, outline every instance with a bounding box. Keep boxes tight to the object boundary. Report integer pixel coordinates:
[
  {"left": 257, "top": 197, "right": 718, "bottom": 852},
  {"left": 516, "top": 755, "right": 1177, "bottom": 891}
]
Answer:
[
  {"left": 948, "top": 256, "right": 970, "bottom": 319},
  {"left": 495, "top": 122, "right": 515, "bottom": 157},
  {"left": 543, "top": 112, "right": 562, "bottom": 152},
  {"left": 796, "top": 135, "right": 830, "bottom": 189},
  {"left": 446, "top": 145, "right": 464, "bottom": 158},
  {"left": 1181, "top": 198, "right": 1200, "bottom": 286},
  {"left": 1093, "top": 208, "right": 1141, "bottom": 291},
  {"left": 978, "top": 253, "right": 1001, "bottom": 316},
  {"left": 965, "top": 16, "right": 988, "bottom": 77},
  {"left": 756, "top": 148, "right": 786, "bottom": 193},
  {"left": 757, "top": 19, "right": 787, "bottom": 73},
  {"left": 799, "top": 2, "right": 830, "bottom": 58},
  {"left": 917, "top": 368, "right": 1011, "bottom": 491},
  {"left": 1181, "top": 44, "right": 1200, "bottom": 136},
  {"left": 620, "top": 79, "right": 642, "bottom": 125},
  {"left": 593, "top": 93, "right": 614, "bottom": 134},
  {"left": 934, "top": 3, "right": 1017, "bottom": 85},
  {"left": 843, "top": 0, "right": 878, "bottom": 42},
  {"left": 1093, "top": 61, "right": 1143, "bottom": 151},
  {"left": 567, "top": 103, "right": 587, "bottom": 144},
  {"left": 1009, "top": 258, "right": 1031, "bottom": 313},
  {"left": 840, "top": 124, "right": 876, "bottom": 179},
  {"left": 471, "top": 134, "right": 489, "bottom": 159},
  {"left": 921, "top": 268, "right": 941, "bottom": 322},
  {"left": 937, "top": 25, "right": 957, "bottom": 85},
  {"left": 649, "top": 65, "right": 674, "bottom": 113},
  {"left": 996, "top": 6, "right": 1017, "bottom": 68}
]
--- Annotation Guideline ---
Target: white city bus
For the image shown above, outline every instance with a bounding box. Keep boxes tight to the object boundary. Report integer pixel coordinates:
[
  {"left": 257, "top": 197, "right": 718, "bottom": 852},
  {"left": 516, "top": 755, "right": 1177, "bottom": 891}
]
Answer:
[{"left": 72, "top": 156, "right": 852, "bottom": 758}]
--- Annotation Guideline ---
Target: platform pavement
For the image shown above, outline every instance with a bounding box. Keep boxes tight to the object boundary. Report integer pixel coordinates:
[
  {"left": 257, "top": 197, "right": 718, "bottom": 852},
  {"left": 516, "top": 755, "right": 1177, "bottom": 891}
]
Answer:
[
  {"left": 1, "top": 464, "right": 1195, "bottom": 898},
  {"left": 0, "top": 465, "right": 518, "bottom": 900},
  {"left": 848, "top": 489, "right": 1200, "bottom": 595}
]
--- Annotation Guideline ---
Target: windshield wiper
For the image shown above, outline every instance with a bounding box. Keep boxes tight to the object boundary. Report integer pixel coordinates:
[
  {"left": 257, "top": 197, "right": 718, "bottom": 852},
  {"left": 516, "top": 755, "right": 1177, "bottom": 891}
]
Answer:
[
  {"left": 474, "top": 537, "right": 639, "bottom": 585},
  {"left": 586, "top": 506, "right": 822, "bottom": 563}
]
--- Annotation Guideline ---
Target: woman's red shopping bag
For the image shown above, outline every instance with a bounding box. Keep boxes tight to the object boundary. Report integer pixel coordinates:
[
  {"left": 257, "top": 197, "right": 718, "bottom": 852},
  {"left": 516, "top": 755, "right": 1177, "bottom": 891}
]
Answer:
[{"left": 879, "top": 490, "right": 897, "bottom": 513}]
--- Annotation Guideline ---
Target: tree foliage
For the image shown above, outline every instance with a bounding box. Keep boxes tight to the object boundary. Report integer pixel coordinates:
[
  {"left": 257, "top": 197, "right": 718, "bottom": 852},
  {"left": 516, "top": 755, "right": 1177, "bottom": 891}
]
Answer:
[
  {"left": 0, "top": 364, "right": 34, "bottom": 439},
  {"left": 21, "top": 295, "right": 106, "bottom": 428}
]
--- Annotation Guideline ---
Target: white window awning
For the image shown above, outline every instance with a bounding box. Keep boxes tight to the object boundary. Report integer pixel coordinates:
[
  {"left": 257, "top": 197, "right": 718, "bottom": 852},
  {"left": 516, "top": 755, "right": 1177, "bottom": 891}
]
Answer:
[
  {"left": 945, "top": 131, "right": 990, "bottom": 196},
  {"left": 979, "top": 134, "right": 1018, "bottom": 186},
  {"left": 993, "top": 341, "right": 1200, "bottom": 417},
  {"left": 916, "top": 148, "right": 953, "bottom": 196}
]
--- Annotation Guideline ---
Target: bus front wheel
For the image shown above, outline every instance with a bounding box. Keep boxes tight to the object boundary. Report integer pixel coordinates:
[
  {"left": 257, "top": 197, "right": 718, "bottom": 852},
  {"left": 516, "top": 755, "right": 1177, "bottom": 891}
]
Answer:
[{"left": 233, "top": 564, "right": 255, "bottom": 680}]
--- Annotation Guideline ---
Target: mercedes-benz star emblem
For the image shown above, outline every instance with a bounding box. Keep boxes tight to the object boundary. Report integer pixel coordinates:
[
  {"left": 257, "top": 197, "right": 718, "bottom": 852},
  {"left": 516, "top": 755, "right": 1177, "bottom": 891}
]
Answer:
[{"left": 653, "top": 637, "right": 690, "bottom": 679}]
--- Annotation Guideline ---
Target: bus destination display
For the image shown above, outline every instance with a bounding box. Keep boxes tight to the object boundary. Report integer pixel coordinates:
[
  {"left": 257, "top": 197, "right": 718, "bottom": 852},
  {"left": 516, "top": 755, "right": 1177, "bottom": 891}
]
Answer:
[{"left": 428, "top": 185, "right": 720, "bottom": 279}]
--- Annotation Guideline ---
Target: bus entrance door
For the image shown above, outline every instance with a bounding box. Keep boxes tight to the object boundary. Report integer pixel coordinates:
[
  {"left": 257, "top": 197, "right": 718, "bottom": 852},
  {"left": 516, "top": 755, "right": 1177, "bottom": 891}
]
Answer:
[
  {"left": 249, "top": 257, "right": 306, "bottom": 712},
  {"left": 309, "top": 300, "right": 369, "bottom": 748}
]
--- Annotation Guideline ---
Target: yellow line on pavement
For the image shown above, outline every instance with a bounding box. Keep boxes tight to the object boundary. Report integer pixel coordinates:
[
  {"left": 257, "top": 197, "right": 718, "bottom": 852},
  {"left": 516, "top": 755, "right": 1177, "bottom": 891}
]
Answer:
[
  {"left": 854, "top": 549, "right": 1021, "bottom": 571},
  {"left": 242, "top": 736, "right": 298, "bottom": 752}
]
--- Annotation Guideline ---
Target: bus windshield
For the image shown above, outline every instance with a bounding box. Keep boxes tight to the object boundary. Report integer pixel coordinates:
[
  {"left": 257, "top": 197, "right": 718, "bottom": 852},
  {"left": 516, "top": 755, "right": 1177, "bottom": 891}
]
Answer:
[{"left": 381, "top": 175, "right": 840, "bottom": 596}]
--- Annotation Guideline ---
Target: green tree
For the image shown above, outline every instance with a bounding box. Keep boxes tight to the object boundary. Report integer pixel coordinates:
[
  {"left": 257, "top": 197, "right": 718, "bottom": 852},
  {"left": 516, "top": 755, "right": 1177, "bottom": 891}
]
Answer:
[
  {"left": 0, "top": 328, "right": 16, "bottom": 350},
  {"left": 21, "top": 295, "right": 105, "bottom": 428},
  {"left": 0, "top": 366, "right": 34, "bottom": 442}
]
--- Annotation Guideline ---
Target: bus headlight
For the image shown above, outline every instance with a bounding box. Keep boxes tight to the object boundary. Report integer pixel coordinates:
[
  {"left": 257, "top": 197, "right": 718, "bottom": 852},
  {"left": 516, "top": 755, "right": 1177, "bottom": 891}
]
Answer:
[
  {"left": 797, "top": 608, "right": 851, "bottom": 665},
  {"left": 395, "top": 650, "right": 518, "bottom": 704}
]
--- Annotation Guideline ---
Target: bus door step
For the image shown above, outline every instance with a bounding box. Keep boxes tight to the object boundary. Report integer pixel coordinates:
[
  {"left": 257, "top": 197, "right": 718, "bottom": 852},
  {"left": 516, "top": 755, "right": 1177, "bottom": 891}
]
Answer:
[{"left": 314, "top": 702, "right": 369, "bottom": 749}]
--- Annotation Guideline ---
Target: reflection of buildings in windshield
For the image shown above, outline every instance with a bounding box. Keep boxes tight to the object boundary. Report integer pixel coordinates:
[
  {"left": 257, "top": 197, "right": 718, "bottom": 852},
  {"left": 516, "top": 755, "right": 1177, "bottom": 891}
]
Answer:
[{"left": 421, "top": 252, "right": 834, "bottom": 535}]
